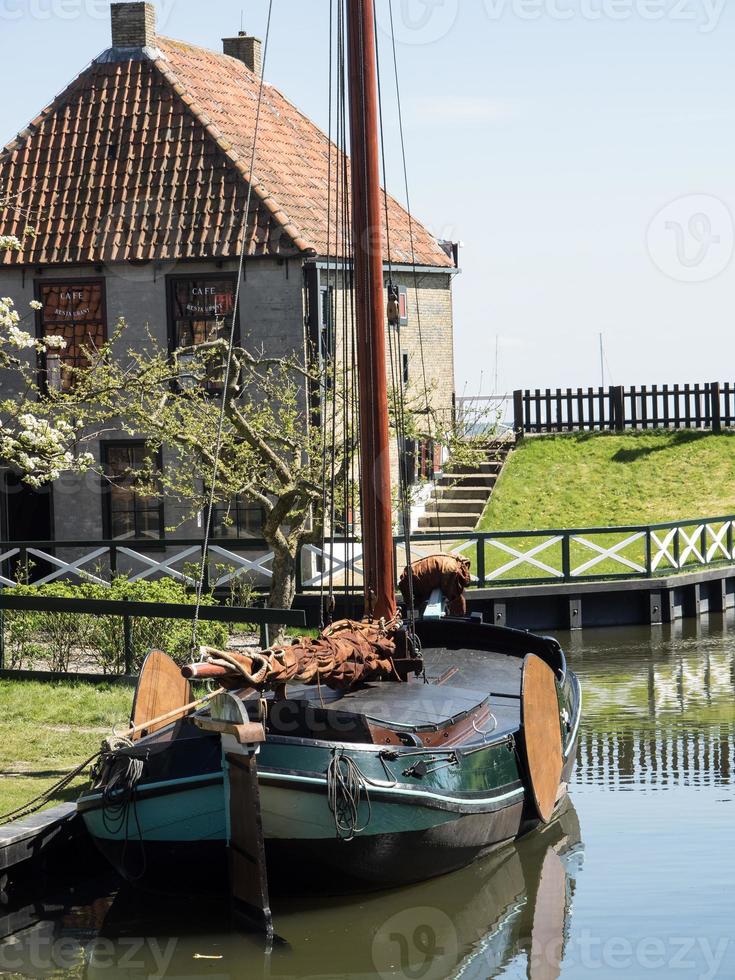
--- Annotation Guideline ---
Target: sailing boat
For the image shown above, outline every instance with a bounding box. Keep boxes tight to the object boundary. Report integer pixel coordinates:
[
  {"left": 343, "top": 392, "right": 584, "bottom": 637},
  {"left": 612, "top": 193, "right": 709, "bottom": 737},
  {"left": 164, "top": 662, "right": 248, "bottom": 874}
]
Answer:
[{"left": 78, "top": 0, "right": 581, "bottom": 926}]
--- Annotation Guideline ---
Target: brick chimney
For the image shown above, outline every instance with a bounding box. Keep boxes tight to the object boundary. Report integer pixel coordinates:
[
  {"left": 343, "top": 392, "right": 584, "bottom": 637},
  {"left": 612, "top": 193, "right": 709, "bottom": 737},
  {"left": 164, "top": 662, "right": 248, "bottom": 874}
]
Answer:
[
  {"left": 111, "top": 2, "right": 157, "bottom": 49},
  {"left": 223, "top": 32, "right": 263, "bottom": 76}
]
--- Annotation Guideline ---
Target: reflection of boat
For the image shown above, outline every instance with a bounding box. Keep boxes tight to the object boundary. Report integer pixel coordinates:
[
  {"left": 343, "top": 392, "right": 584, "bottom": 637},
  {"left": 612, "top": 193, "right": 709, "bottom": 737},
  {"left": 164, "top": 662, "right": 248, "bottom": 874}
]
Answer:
[
  {"left": 82, "top": 799, "right": 581, "bottom": 980},
  {"left": 0, "top": 801, "right": 581, "bottom": 979},
  {"left": 76, "top": 0, "right": 581, "bottom": 922}
]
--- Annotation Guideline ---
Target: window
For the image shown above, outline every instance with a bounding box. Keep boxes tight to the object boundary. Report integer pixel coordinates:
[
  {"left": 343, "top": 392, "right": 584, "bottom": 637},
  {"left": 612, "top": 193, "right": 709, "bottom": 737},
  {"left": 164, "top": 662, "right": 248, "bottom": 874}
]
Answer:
[
  {"left": 211, "top": 495, "right": 265, "bottom": 539},
  {"left": 167, "top": 275, "right": 239, "bottom": 389},
  {"left": 102, "top": 442, "right": 164, "bottom": 541},
  {"left": 386, "top": 282, "right": 409, "bottom": 327},
  {"left": 36, "top": 280, "right": 106, "bottom": 391},
  {"left": 397, "top": 285, "right": 408, "bottom": 326},
  {"left": 319, "top": 285, "right": 335, "bottom": 393},
  {"left": 402, "top": 352, "right": 409, "bottom": 385}
]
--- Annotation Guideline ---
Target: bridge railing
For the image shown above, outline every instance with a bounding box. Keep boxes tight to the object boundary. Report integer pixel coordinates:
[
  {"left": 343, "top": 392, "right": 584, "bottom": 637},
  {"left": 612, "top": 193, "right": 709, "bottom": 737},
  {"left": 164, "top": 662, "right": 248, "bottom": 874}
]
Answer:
[{"left": 1, "top": 515, "right": 734, "bottom": 594}]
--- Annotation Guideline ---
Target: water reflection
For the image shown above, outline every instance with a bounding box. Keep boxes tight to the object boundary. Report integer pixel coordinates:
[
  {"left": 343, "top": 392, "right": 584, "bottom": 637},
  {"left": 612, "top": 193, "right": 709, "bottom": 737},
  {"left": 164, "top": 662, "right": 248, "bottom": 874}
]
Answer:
[
  {"left": 0, "top": 801, "right": 583, "bottom": 980},
  {"left": 565, "top": 615, "right": 735, "bottom": 792}
]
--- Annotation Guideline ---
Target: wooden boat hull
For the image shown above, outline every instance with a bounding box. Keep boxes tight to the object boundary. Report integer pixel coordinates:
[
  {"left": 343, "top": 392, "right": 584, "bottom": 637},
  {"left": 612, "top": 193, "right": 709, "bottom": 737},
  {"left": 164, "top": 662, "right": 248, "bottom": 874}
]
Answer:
[{"left": 78, "top": 620, "right": 581, "bottom": 889}]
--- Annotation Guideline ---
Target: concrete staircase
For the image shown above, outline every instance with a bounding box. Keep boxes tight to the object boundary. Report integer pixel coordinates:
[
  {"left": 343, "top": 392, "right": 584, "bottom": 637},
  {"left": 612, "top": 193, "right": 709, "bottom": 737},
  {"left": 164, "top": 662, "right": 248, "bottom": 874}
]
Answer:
[{"left": 417, "top": 440, "right": 513, "bottom": 533}]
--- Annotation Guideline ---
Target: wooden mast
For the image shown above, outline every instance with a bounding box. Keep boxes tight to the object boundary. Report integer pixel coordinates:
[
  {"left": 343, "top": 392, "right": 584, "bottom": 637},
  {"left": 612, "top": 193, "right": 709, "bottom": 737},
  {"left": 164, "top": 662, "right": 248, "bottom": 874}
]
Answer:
[{"left": 346, "top": 0, "right": 397, "bottom": 622}]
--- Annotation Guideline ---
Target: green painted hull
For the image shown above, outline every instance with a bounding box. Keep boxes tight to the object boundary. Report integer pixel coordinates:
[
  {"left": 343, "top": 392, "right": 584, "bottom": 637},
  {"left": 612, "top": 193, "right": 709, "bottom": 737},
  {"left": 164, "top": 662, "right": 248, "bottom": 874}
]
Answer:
[{"left": 79, "top": 623, "right": 582, "bottom": 885}]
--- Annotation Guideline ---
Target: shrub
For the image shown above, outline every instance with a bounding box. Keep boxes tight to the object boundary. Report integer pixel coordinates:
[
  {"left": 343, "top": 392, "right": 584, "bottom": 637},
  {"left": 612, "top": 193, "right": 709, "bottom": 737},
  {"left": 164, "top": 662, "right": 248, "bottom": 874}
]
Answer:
[{"left": 1, "top": 578, "right": 230, "bottom": 674}]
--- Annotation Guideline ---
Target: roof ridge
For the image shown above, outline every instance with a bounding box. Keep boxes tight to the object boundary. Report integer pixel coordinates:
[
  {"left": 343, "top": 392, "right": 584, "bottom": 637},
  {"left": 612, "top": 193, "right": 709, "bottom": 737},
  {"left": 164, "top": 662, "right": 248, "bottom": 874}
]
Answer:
[{"left": 151, "top": 40, "right": 313, "bottom": 256}]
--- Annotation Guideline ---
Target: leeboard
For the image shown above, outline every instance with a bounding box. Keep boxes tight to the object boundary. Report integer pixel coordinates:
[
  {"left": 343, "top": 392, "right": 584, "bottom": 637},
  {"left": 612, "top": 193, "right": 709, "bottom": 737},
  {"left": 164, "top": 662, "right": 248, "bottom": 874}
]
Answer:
[
  {"left": 521, "top": 653, "right": 563, "bottom": 824},
  {"left": 130, "top": 649, "right": 192, "bottom": 740}
]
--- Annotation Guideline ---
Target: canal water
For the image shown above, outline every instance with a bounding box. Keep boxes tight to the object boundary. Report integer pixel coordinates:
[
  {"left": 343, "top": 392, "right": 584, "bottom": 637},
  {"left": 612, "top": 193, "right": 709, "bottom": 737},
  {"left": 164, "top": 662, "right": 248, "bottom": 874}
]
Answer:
[{"left": 1, "top": 615, "right": 734, "bottom": 979}]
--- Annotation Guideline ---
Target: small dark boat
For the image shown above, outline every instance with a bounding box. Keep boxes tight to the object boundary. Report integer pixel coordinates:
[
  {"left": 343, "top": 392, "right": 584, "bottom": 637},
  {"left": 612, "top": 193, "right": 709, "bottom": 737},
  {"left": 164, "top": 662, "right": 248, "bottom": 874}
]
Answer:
[
  {"left": 78, "top": 0, "right": 581, "bottom": 929},
  {"left": 79, "top": 618, "right": 580, "bottom": 887}
]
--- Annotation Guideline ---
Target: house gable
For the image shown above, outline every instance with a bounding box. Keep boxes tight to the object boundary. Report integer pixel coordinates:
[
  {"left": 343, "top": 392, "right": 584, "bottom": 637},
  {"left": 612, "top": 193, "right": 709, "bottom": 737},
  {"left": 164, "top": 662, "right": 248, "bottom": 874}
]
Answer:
[{"left": 1, "top": 32, "right": 454, "bottom": 270}]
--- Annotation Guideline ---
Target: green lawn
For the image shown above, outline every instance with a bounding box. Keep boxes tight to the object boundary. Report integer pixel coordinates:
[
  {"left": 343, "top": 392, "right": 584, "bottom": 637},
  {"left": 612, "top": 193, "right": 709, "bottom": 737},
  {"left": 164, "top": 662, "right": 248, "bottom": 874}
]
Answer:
[
  {"left": 479, "top": 430, "right": 735, "bottom": 531},
  {"left": 0, "top": 680, "right": 134, "bottom": 818}
]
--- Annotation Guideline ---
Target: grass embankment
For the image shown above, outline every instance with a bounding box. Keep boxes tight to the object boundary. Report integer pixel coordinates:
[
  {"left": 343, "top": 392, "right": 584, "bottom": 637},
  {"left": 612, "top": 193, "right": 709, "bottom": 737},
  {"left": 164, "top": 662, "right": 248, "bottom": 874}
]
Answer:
[
  {"left": 480, "top": 430, "right": 735, "bottom": 530},
  {"left": 0, "top": 680, "right": 133, "bottom": 818}
]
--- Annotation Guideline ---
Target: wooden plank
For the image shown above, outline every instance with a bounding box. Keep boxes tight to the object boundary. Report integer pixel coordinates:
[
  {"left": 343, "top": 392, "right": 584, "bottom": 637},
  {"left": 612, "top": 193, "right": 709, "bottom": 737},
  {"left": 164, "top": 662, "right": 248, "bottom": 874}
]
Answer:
[
  {"left": 0, "top": 803, "right": 78, "bottom": 872},
  {"left": 226, "top": 751, "right": 272, "bottom": 937},
  {"left": 520, "top": 654, "right": 563, "bottom": 824},
  {"left": 640, "top": 384, "right": 648, "bottom": 429},
  {"left": 130, "top": 650, "right": 192, "bottom": 740},
  {"left": 711, "top": 382, "right": 722, "bottom": 434},
  {"left": 555, "top": 388, "right": 563, "bottom": 432},
  {"left": 694, "top": 383, "right": 703, "bottom": 428},
  {"left": 587, "top": 387, "right": 594, "bottom": 431}
]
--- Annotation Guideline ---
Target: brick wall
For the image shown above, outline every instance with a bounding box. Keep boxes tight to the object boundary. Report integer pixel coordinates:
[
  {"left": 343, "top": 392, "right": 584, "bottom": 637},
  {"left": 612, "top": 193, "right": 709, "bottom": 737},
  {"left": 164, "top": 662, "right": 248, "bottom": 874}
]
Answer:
[
  {"left": 111, "top": 2, "right": 156, "bottom": 49},
  {"left": 316, "top": 266, "right": 456, "bottom": 498},
  {"left": 0, "top": 257, "right": 306, "bottom": 543}
]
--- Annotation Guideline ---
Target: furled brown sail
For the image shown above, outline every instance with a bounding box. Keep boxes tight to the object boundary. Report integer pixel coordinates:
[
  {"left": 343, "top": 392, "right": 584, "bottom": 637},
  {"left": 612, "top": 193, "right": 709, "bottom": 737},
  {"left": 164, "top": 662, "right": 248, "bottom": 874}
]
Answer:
[
  {"left": 182, "top": 618, "right": 400, "bottom": 691},
  {"left": 399, "top": 554, "right": 471, "bottom": 616}
]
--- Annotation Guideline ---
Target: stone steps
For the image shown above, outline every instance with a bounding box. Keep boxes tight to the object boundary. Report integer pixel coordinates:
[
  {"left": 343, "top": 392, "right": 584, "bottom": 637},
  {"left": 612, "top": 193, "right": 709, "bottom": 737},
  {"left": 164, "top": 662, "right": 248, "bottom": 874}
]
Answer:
[
  {"left": 437, "top": 474, "right": 497, "bottom": 489},
  {"left": 418, "top": 512, "right": 479, "bottom": 530},
  {"left": 447, "top": 461, "right": 503, "bottom": 475},
  {"left": 416, "top": 440, "right": 513, "bottom": 534},
  {"left": 432, "top": 487, "right": 490, "bottom": 501},
  {"left": 424, "top": 499, "right": 486, "bottom": 515}
]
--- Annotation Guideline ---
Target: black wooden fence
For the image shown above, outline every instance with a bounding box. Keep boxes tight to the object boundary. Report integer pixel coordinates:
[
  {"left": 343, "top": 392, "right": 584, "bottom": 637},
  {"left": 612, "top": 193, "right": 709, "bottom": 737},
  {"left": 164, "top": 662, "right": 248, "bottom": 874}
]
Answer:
[
  {"left": 513, "top": 382, "right": 735, "bottom": 435},
  {"left": 0, "top": 593, "right": 310, "bottom": 674}
]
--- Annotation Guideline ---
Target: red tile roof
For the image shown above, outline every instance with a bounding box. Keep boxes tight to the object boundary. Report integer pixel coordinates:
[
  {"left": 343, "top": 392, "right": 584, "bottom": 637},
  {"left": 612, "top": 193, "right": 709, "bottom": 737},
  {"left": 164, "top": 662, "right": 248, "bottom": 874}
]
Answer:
[{"left": 0, "top": 36, "right": 453, "bottom": 268}]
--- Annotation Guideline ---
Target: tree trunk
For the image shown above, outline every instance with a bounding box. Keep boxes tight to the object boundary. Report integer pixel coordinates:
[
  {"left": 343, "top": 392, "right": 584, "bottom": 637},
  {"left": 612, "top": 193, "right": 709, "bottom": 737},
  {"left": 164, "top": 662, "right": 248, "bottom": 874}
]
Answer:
[
  {"left": 266, "top": 541, "right": 299, "bottom": 643},
  {"left": 268, "top": 545, "right": 297, "bottom": 610}
]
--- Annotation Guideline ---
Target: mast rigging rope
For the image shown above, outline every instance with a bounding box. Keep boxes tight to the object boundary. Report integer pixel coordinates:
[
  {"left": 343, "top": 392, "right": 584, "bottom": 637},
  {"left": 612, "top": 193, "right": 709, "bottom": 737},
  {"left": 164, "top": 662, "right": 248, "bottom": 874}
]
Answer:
[{"left": 190, "top": 0, "right": 275, "bottom": 651}]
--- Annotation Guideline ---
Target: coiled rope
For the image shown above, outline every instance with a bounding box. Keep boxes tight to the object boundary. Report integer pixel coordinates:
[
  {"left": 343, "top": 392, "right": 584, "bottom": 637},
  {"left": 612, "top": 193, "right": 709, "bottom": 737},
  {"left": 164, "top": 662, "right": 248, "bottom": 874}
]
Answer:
[
  {"left": 98, "top": 737, "right": 148, "bottom": 881},
  {"left": 326, "top": 748, "right": 373, "bottom": 841}
]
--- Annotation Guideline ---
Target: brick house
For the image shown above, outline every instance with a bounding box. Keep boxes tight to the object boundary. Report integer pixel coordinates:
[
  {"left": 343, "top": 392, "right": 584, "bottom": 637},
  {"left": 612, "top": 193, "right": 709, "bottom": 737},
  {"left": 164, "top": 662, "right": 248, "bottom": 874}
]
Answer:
[{"left": 0, "top": 2, "right": 458, "bottom": 548}]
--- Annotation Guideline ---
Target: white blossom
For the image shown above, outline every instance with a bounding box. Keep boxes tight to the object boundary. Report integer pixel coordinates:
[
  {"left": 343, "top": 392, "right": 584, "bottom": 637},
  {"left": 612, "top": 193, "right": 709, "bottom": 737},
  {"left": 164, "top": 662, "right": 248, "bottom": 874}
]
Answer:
[
  {"left": 7, "top": 325, "right": 36, "bottom": 349},
  {"left": 0, "top": 235, "right": 23, "bottom": 251},
  {"left": 43, "top": 334, "right": 68, "bottom": 351},
  {"left": 29, "top": 300, "right": 42, "bottom": 311}
]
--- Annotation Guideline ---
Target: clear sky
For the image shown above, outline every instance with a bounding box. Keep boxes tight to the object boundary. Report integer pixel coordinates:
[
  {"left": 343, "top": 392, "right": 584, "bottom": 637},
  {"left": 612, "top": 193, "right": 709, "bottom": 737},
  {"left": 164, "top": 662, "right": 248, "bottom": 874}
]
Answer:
[{"left": 2, "top": 0, "right": 734, "bottom": 395}]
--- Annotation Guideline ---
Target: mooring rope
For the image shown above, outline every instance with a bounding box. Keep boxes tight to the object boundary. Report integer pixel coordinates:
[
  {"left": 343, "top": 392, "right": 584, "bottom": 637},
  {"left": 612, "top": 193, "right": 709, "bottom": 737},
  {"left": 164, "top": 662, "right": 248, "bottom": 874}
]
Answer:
[{"left": 0, "top": 750, "right": 102, "bottom": 826}]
